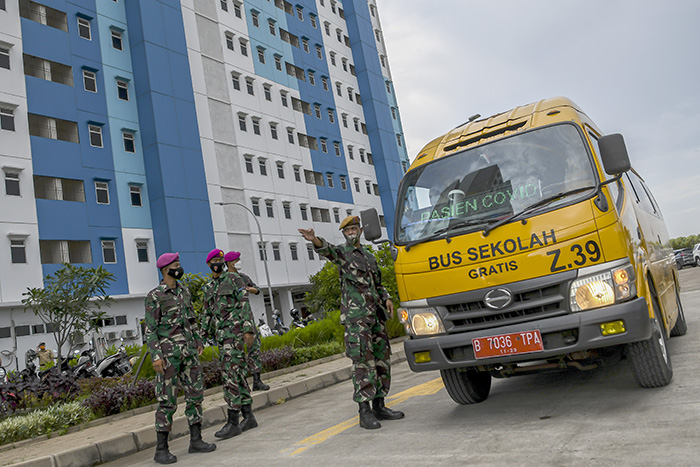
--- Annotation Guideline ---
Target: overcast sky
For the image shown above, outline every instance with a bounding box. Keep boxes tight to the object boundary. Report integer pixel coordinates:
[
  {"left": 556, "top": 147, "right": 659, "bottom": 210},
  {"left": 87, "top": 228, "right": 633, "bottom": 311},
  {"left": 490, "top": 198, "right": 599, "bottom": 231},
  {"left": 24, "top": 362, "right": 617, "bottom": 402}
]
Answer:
[{"left": 378, "top": 0, "right": 700, "bottom": 238}]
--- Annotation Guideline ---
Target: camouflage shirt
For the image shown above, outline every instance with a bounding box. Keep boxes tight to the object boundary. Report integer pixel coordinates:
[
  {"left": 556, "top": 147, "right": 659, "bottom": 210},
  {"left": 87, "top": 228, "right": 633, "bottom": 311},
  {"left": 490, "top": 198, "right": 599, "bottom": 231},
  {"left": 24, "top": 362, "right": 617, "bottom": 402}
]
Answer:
[
  {"left": 144, "top": 280, "right": 203, "bottom": 362},
  {"left": 203, "top": 271, "right": 254, "bottom": 344},
  {"left": 231, "top": 271, "right": 259, "bottom": 304},
  {"left": 315, "top": 238, "right": 390, "bottom": 324}
]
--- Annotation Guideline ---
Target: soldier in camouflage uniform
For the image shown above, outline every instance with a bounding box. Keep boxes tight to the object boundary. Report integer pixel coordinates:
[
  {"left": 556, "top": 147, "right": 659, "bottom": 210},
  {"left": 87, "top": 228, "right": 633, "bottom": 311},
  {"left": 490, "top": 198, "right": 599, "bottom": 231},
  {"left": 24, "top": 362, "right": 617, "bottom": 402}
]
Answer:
[
  {"left": 202, "top": 249, "right": 258, "bottom": 440},
  {"left": 299, "top": 216, "right": 405, "bottom": 430},
  {"left": 224, "top": 250, "right": 269, "bottom": 391},
  {"left": 145, "top": 252, "right": 216, "bottom": 464}
]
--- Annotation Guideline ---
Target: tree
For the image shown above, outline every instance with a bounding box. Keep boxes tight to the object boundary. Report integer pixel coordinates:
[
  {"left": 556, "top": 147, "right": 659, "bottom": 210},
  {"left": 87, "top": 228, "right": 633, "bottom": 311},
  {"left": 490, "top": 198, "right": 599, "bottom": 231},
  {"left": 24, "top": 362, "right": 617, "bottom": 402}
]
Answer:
[{"left": 22, "top": 264, "right": 115, "bottom": 363}]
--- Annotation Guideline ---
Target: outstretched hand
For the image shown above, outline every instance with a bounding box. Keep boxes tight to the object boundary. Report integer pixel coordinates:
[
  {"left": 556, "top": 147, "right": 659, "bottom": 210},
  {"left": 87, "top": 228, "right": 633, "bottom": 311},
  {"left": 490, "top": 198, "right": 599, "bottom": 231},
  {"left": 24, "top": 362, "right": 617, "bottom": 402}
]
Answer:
[{"left": 298, "top": 228, "right": 316, "bottom": 242}]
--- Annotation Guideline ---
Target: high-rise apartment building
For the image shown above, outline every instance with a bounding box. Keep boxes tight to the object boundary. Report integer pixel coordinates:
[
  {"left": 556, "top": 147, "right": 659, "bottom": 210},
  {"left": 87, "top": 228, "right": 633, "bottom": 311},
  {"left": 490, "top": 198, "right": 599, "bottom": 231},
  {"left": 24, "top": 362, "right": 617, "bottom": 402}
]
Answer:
[{"left": 0, "top": 0, "right": 408, "bottom": 367}]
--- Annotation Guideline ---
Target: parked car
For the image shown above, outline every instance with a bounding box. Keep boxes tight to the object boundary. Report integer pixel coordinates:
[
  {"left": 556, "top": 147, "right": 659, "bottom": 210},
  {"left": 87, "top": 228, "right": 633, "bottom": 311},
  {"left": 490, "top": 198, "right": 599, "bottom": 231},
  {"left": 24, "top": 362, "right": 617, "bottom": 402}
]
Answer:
[
  {"left": 674, "top": 248, "right": 695, "bottom": 269},
  {"left": 693, "top": 243, "right": 700, "bottom": 267}
]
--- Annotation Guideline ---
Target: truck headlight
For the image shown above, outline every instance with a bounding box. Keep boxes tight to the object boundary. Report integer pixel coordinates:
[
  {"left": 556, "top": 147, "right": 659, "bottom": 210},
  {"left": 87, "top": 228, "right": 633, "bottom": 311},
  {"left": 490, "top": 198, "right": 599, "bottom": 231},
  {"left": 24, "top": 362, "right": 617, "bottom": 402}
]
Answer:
[
  {"left": 398, "top": 307, "right": 445, "bottom": 336},
  {"left": 570, "top": 263, "right": 636, "bottom": 312}
]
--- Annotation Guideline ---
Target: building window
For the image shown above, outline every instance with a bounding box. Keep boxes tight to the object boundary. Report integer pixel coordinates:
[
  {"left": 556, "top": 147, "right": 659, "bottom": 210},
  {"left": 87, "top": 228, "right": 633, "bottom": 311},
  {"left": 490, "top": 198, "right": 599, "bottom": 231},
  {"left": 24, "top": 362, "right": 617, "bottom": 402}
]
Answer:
[
  {"left": 302, "top": 38, "right": 309, "bottom": 52},
  {"left": 375, "top": 29, "right": 381, "bottom": 42},
  {"left": 391, "top": 107, "right": 397, "bottom": 120},
  {"left": 347, "top": 87, "right": 353, "bottom": 101},
  {"left": 251, "top": 198, "right": 260, "bottom": 216},
  {"left": 265, "top": 200, "right": 274, "bottom": 217},
  {"left": 314, "top": 104, "right": 321, "bottom": 119},
  {"left": 0, "top": 107, "right": 15, "bottom": 131},
  {"left": 258, "top": 242, "right": 267, "bottom": 261},
  {"left": 300, "top": 205, "right": 308, "bottom": 221},
  {"left": 276, "top": 162, "right": 285, "bottom": 179},
  {"left": 322, "top": 76, "right": 328, "bottom": 91},
  {"left": 370, "top": 4, "right": 376, "bottom": 16},
  {"left": 359, "top": 149, "right": 365, "bottom": 163},
  {"left": 293, "top": 166, "right": 301, "bottom": 182},
  {"left": 341, "top": 114, "right": 348, "bottom": 128},
  {"left": 239, "top": 39, "right": 248, "bottom": 56},
  {"left": 77, "top": 18, "right": 91, "bottom": 40},
  {"left": 333, "top": 208, "right": 340, "bottom": 223},
  {"left": 274, "top": 55, "right": 282, "bottom": 71},
  {"left": 252, "top": 118, "right": 260, "bottom": 135},
  {"left": 81, "top": 69, "right": 97, "bottom": 92},
  {"left": 290, "top": 243, "right": 298, "bottom": 260},
  {"left": 330, "top": 52, "right": 336, "bottom": 66},
  {"left": 386, "top": 81, "right": 392, "bottom": 93},
  {"left": 335, "top": 82, "right": 342, "bottom": 97},
  {"left": 257, "top": 47, "right": 265, "bottom": 64},
  {"left": 272, "top": 243, "right": 281, "bottom": 261},
  {"left": 259, "top": 158, "right": 267, "bottom": 176},
  {"left": 316, "top": 45, "right": 323, "bottom": 59},
  {"left": 333, "top": 141, "right": 340, "bottom": 156},
  {"left": 354, "top": 178, "right": 360, "bottom": 192},
  {"left": 251, "top": 10, "right": 259, "bottom": 27},
  {"left": 111, "top": 30, "right": 123, "bottom": 50},
  {"left": 368, "top": 153, "right": 374, "bottom": 165},
  {"left": 95, "top": 181, "right": 109, "bottom": 204},
  {"left": 123, "top": 131, "right": 135, "bottom": 153},
  {"left": 353, "top": 118, "right": 360, "bottom": 132},
  {"left": 320, "top": 139, "right": 327, "bottom": 153},
  {"left": 136, "top": 240, "right": 149, "bottom": 262},
  {"left": 220, "top": 0, "right": 228, "bottom": 11},
  {"left": 287, "top": 127, "right": 294, "bottom": 144},
  {"left": 310, "top": 14, "right": 317, "bottom": 28},
  {"left": 327, "top": 109, "right": 335, "bottom": 123},
  {"left": 102, "top": 240, "right": 116, "bottom": 263},
  {"left": 324, "top": 21, "right": 330, "bottom": 36},
  {"left": 231, "top": 73, "right": 240, "bottom": 91},
  {"left": 10, "top": 239, "right": 26, "bottom": 264},
  {"left": 263, "top": 85, "right": 272, "bottom": 101},
  {"left": 326, "top": 173, "right": 334, "bottom": 188},
  {"left": 270, "top": 123, "right": 278, "bottom": 139},
  {"left": 396, "top": 134, "right": 402, "bottom": 147},
  {"left": 116, "top": 80, "right": 129, "bottom": 100},
  {"left": 40, "top": 240, "right": 92, "bottom": 264},
  {"left": 88, "top": 124, "right": 103, "bottom": 147},
  {"left": 365, "top": 180, "right": 372, "bottom": 194},
  {"left": 307, "top": 244, "right": 314, "bottom": 260},
  {"left": 0, "top": 46, "right": 10, "bottom": 70},
  {"left": 244, "top": 155, "right": 254, "bottom": 173},
  {"left": 348, "top": 146, "right": 354, "bottom": 159},
  {"left": 246, "top": 78, "right": 255, "bottom": 95},
  {"left": 308, "top": 70, "right": 315, "bottom": 85},
  {"left": 234, "top": 1, "right": 242, "bottom": 17},
  {"left": 373, "top": 183, "right": 380, "bottom": 196},
  {"left": 238, "top": 114, "right": 247, "bottom": 131},
  {"left": 341, "top": 58, "right": 347, "bottom": 71},
  {"left": 283, "top": 202, "right": 291, "bottom": 219},
  {"left": 380, "top": 55, "right": 386, "bottom": 67},
  {"left": 0, "top": 0, "right": 5, "bottom": 11},
  {"left": 340, "top": 175, "right": 347, "bottom": 190},
  {"left": 225, "top": 32, "right": 235, "bottom": 50},
  {"left": 280, "top": 91, "right": 288, "bottom": 107},
  {"left": 268, "top": 20, "right": 276, "bottom": 35},
  {"left": 4, "top": 171, "right": 20, "bottom": 196},
  {"left": 129, "top": 185, "right": 142, "bottom": 206}
]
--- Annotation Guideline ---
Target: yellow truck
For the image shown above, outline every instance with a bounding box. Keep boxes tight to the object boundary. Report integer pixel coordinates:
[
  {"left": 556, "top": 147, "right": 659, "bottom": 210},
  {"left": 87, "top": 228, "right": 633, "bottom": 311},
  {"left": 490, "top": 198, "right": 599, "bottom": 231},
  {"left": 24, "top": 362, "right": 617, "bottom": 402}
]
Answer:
[{"left": 362, "top": 97, "right": 686, "bottom": 404}]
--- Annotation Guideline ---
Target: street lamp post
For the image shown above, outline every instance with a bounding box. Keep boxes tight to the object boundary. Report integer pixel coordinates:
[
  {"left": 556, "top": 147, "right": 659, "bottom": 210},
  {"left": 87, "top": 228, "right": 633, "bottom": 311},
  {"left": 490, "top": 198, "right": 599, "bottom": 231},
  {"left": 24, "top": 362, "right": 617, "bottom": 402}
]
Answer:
[{"left": 215, "top": 202, "right": 276, "bottom": 324}]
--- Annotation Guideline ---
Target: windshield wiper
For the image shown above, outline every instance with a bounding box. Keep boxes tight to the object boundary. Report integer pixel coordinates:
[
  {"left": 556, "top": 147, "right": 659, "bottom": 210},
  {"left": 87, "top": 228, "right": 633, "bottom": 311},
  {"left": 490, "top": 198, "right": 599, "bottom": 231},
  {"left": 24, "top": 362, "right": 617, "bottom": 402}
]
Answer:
[
  {"left": 404, "top": 219, "right": 488, "bottom": 251},
  {"left": 482, "top": 185, "right": 597, "bottom": 237}
]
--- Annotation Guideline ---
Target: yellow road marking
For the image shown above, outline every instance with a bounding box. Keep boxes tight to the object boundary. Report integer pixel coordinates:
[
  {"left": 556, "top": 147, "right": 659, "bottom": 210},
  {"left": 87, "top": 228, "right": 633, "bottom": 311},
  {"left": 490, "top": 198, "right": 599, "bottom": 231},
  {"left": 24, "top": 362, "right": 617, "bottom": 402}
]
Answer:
[{"left": 283, "top": 377, "right": 444, "bottom": 457}]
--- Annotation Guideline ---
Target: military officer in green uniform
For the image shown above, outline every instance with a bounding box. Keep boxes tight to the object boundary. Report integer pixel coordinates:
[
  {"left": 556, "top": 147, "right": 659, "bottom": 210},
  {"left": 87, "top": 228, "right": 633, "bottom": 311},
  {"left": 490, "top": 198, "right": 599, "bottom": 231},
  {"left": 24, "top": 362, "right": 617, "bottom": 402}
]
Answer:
[
  {"left": 299, "top": 216, "right": 405, "bottom": 429},
  {"left": 203, "top": 249, "right": 258, "bottom": 440},
  {"left": 145, "top": 252, "right": 216, "bottom": 464},
  {"left": 225, "top": 250, "right": 269, "bottom": 391}
]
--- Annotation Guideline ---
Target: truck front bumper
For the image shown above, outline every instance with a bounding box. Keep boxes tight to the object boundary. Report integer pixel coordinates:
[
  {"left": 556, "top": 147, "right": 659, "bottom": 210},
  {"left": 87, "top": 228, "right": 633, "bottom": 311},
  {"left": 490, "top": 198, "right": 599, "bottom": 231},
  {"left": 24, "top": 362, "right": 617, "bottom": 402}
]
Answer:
[{"left": 404, "top": 297, "right": 651, "bottom": 372}]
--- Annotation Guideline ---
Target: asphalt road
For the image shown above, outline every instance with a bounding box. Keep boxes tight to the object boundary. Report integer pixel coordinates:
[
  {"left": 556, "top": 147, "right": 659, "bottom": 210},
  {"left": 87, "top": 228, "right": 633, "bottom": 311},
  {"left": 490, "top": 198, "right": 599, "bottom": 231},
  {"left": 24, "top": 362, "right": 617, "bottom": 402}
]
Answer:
[{"left": 110, "top": 267, "right": 700, "bottom": 466}]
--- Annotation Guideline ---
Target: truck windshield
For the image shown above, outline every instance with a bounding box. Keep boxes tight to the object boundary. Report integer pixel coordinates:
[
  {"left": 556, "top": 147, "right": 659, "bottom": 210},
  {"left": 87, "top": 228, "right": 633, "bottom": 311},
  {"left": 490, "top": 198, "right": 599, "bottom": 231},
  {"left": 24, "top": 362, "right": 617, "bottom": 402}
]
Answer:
[{"left": 395, "top": 123, "right": 597, "bottom": 244}]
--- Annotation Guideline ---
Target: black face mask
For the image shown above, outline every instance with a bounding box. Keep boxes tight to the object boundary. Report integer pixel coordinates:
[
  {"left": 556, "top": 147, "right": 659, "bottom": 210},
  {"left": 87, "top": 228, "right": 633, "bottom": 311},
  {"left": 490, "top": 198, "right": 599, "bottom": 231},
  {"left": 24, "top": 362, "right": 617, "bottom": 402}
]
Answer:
[
  {"left": 210, "top": 263, "right": 224, "bottom": 273},
  {"left": 167, "top": 267, "right": 184, "bottom": 279}
]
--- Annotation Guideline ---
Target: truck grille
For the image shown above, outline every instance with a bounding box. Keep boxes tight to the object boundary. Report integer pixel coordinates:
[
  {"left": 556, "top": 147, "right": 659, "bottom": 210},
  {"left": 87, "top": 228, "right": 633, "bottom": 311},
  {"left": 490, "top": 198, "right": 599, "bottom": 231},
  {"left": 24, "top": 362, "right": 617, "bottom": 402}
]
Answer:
[{"left": 441, "top": 276, "right": 571, "bottom": 332}]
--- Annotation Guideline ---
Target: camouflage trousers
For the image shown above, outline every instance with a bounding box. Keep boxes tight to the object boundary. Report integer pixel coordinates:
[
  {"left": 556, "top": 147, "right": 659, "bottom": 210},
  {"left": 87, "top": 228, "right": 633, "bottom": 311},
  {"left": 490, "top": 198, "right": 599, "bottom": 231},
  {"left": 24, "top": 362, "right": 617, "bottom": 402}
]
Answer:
[
  {"left": 244, "top": 330, "right": 263, "bottom": 376},
  {"left": 220, "top": 339, "right": 252, "bottom": 410},
  {"left": 154, "top": 353, "right": 203, "bottom": 432},
  {"left": 344, "top": 317, "right": 392, "bottom": 403}
]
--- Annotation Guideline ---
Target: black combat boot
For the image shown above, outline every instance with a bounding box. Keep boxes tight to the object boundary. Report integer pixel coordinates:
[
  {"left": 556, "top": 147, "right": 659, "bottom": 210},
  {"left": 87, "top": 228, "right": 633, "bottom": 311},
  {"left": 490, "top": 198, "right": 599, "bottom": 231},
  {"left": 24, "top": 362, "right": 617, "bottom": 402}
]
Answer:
[
  {"left": 358, "top": 401, "right": 381, "bottom": 429},
  {"left": 214, "top": 409, "right": 242, "bottom": 439},
  {"left": 252, "top": 373, "right": 270, "bottom": 391},
  {"left": 188, "top": 423, "right": 217, "bottom": 453},
  {"left": 372, "top": 397, "right": 405, "bottom": 420},
  {"left": 240, "top": 404, "right": 258, "bottom": 432},
  {"left": 154, "top": 431, "right": 177, "bottom": 464}
]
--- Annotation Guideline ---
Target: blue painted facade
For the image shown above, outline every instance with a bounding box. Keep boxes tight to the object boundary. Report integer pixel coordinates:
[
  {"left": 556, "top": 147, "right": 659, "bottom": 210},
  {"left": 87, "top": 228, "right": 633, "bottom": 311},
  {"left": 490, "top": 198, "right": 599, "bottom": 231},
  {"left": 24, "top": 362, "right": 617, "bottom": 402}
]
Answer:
[{"left": 17, "top": 0, "right": 407, "bottom": 293}]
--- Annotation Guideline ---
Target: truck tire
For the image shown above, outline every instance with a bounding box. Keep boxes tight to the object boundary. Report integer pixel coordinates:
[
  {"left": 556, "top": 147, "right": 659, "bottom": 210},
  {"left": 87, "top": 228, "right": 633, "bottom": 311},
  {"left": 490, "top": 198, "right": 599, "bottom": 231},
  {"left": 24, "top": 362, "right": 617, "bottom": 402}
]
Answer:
[
  {"left": 440, "top": 367, "right": 491, "bottom": 404},
  {"left": 625, "top": 294, "right": 673, "bottom": 388},
  {"left": 670, "top": 286, "right": 688, "bottom": 337}
]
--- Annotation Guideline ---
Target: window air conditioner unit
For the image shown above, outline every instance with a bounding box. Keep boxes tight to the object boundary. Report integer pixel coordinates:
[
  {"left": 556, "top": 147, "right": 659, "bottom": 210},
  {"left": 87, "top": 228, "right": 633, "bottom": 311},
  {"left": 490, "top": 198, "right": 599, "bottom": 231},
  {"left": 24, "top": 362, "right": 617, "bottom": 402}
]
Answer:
[
  {"left": 72, "top": 334, "right": 86, "bottom": 345},
  {"left": 104, "top": 331, "right": 119, "bottom": 341},
  {"left": 121, "top": 329, "right": 137, "bottom": 339}
]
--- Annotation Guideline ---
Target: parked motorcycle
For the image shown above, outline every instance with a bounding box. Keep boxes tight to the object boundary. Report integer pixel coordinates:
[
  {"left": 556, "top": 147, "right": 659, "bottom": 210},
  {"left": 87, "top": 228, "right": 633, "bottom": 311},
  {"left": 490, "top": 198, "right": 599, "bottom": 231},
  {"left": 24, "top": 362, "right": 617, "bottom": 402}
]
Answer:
[
  {"left": 94, "top": 340, "right": 132, "bottom": 377},
  {"left": 258, "top": 318, "right": 274, "bottom": 338},
  {"left": 71, "top": 348, "right": 99, "bottom": 379},
  {"left": 289, "top": 308, "right": 306, "bottom": 329}
]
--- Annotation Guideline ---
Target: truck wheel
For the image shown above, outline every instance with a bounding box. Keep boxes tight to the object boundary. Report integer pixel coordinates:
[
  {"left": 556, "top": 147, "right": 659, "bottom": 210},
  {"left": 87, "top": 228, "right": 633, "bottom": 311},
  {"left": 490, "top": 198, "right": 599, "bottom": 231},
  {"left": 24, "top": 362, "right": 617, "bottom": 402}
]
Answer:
[
  {"left": 670, "top": 286, "right": 688, "bottom": 337},
  {"left": 625, "top": 295, "right": 673, "bottom": 388},
  {"left": 440, "top": 367, "right": 491, "bottom": 404}
]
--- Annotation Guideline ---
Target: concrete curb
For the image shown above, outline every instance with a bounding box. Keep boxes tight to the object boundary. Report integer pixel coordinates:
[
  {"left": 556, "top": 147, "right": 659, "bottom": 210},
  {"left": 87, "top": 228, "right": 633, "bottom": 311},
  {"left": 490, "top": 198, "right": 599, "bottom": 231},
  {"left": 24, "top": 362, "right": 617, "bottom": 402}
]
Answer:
[{"left": 7, "top": 345, "right": 406, "bottom": 467}]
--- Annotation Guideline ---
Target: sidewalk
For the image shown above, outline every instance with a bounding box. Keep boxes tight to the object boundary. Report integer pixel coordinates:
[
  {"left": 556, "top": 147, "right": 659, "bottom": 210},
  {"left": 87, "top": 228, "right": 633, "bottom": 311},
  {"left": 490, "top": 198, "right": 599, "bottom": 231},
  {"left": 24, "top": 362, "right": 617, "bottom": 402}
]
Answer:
[{"left": 1, "top": 339, "right": 407, "bottom": 467}]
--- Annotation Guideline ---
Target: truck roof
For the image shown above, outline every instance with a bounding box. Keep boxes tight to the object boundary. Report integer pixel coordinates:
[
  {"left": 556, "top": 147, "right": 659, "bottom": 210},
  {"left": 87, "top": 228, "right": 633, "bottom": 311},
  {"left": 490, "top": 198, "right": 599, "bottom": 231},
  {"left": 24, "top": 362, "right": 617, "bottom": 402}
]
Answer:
[{"left": 409, "top": 97, "right": 590, "bottom": 171}]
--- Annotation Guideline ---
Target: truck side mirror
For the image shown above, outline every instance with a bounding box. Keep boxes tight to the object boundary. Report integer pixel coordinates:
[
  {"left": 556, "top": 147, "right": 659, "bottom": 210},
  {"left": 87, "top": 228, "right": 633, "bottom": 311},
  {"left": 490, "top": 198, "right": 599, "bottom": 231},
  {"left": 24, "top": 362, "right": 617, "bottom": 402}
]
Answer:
[
  {"left": 360, "top": 208, "right": 382, "bottom": 242},
  {"left": 598, "top": 133, "right": 631, "bottom": 175}
]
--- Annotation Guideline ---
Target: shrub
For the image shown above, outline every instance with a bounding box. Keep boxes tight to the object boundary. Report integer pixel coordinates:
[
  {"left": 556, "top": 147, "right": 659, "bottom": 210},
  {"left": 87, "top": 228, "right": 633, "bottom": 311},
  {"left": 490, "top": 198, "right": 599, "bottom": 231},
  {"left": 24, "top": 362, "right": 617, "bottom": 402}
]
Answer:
[
  {"left": 82, "top": 377, "right": 156, "bottom": 418},
  {"left": 261, "top": 311, "right": 343, "bottom": 351},
  {"left": 261, "top": 346, "right": 296, "bottom": 372},
  {"left": 0, "top": 401, "right": 93, "bottom": 445},
  {"left": 201, "top": 360, "right": 223, "bottom": 389},
  {"left": 291, "top": 341, "right": 345, "bottom": 366}
]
